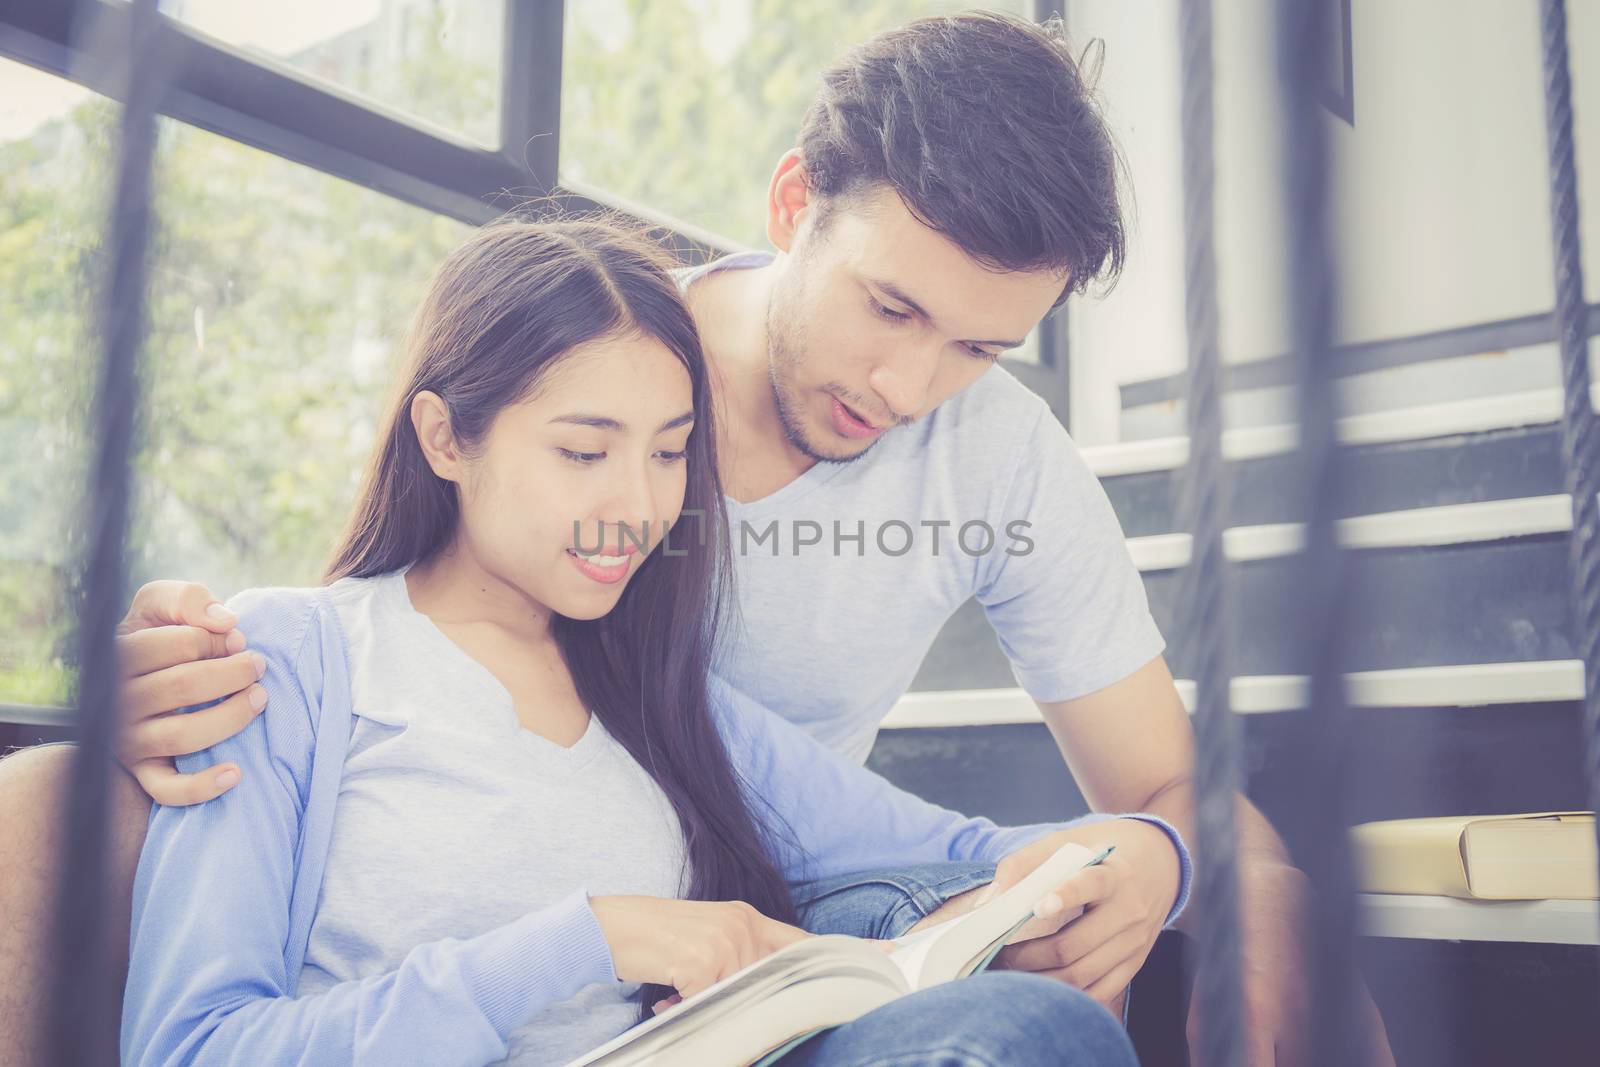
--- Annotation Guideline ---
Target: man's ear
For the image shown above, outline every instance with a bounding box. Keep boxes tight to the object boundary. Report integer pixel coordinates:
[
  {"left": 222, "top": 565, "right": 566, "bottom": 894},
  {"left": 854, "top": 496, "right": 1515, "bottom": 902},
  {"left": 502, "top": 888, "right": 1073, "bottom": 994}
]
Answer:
[
  {"left": 410, "top": 390, "right": 465, "bottom": 483},
  {"left": 766, "top": 149, "right": 814, "bottom": 253}
]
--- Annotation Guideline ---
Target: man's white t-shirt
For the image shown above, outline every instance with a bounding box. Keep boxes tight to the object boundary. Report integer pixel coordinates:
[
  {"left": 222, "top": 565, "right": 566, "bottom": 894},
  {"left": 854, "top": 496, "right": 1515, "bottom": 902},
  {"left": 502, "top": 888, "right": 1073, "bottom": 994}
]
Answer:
[{"left": 684, "top": 252, "right": 1166, "bottom": 763}]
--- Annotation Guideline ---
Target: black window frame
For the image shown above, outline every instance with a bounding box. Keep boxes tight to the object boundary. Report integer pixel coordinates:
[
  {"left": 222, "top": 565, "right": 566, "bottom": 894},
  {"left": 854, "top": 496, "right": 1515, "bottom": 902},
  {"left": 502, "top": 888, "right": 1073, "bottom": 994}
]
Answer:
[{"left": 0, "top": 0, "right": 733, "bottom": 260}]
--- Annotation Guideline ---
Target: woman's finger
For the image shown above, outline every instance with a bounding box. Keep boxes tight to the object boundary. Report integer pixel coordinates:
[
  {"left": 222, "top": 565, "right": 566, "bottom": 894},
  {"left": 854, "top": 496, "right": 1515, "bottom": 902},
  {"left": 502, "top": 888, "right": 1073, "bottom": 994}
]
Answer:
[
  {"left": 693, "top": 916, "right": 808, "bottom": 1000},
  {"left": 121, "top": 684, "right": 268, "bottom": 763},
  {"left": 651, "top": 995, "right": 682, "bottom": 1016},
  {"left": 673, "top": 966, "right": 720, "bottom": 1003},
  {"left": 737, "top": 918, "right": 807, "bottom": 979},
  {"left": 757, "top": 919, "right": 812, "bottom": 955},
  {"left": 130, "top": 757, "right": 244, "bottom": 807}
]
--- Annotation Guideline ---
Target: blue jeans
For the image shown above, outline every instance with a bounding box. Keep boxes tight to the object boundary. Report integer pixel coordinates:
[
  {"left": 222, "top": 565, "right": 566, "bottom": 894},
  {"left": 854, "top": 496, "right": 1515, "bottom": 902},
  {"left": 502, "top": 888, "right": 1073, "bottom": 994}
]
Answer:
[
  {"left": 774, "top": 971, "right": 1137, "bottom": 1067},
  {"left": 793, "top": 861, "right": 1000, "bottom": 942},
  {"left": 784, "top": 863, "right": 1138, "bottom": 1067}
]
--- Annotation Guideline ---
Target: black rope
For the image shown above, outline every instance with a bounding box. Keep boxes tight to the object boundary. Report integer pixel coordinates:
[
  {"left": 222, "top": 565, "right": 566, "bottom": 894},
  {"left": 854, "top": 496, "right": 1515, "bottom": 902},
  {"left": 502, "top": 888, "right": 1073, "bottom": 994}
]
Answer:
[
  {"left": 1174, "top": 2, "right": 1245, "bottom": 1065},
  {"left": 1537, "top": 0, "right": 1600, "bottom": 982},
  {"left": 1276, "top": 0, "right": 1363, "bottom": 1065},
  {"left": 47, "top": 1, "right": 163, "bottom": 1063}
]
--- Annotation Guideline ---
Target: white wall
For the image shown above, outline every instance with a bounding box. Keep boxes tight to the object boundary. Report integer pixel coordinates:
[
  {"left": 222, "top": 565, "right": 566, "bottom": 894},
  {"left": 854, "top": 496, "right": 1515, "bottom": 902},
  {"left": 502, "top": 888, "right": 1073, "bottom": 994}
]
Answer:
[
  {"left": 1066, "top": 0, "right": 1600, "bottom": 445},
  {"left": 1062, "top": 0, "right": 1187, "bottom": 446}
]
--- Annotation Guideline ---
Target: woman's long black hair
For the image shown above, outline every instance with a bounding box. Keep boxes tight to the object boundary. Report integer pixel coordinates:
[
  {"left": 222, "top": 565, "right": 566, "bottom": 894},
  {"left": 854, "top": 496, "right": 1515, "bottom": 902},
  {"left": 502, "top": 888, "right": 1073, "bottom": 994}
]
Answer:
[{"left": 324, "top": 218, "right": 800, "bottom": 1016}]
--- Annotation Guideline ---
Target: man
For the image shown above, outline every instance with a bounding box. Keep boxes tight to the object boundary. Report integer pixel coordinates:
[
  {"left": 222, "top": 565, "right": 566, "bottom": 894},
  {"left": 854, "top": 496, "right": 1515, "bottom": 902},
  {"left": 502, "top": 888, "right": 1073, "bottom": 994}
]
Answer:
[{"left": 1, "top": 10, "right": 1391, "bottom": 1066}]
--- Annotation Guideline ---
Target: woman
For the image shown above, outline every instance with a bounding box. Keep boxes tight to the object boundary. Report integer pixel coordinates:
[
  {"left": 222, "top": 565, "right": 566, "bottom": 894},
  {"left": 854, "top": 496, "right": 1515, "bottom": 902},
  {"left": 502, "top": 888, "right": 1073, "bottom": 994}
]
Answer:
[{"left": 121, "top": 218, "right": 1188, "bottom": 1066}]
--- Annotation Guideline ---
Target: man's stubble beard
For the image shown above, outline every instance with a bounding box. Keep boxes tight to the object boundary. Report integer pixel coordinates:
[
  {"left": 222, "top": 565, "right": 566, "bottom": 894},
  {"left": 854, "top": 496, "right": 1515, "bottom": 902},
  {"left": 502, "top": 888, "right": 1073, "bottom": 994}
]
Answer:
[{"left": 764, "top": 274, "right": 874, "bottom": 466}]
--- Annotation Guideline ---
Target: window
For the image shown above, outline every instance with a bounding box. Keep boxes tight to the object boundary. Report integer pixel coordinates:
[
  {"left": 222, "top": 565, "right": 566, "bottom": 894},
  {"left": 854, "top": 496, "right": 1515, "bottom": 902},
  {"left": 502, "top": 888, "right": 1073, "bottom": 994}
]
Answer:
[
  {"left": 0, "top": 60, "right": 105, "bottom": 707},
  {"left": 136, "top": 122, "right": 470, "bottom": 595},
  {"left": 560, "top": 0, "right": 1056, "bottom": 421},
  {"left": 0, "top": 57, "right": 469, "bottom": 708},
  {"left": 1, "top": 0, "right": 1059, "bottom": 711},
  {"left": 560, "top": 0, "right": 1028, "bottom": 249},
  {"left": 162, "top": 0, "right": 504, "bottom": 147}
]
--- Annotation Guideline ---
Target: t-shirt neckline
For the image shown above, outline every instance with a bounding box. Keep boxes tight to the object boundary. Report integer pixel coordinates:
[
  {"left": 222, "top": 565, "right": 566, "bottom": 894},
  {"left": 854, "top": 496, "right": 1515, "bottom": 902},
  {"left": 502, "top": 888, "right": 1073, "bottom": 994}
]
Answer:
[{"left": 381, "top": 566, "right": 609, "bottom": 767}]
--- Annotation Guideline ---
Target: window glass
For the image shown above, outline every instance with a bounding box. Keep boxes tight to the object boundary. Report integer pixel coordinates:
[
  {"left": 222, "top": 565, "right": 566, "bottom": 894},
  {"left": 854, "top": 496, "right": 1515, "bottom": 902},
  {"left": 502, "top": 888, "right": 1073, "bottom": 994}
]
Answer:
[
  {"left": 0, "top": 57, "right": 469, "bottom": 708},
  {"left": 163, "top": 0, "right": 503, "bottom": 147},
  {"left": 561, "top": 0, "right": 1028, "bottom": 249}
]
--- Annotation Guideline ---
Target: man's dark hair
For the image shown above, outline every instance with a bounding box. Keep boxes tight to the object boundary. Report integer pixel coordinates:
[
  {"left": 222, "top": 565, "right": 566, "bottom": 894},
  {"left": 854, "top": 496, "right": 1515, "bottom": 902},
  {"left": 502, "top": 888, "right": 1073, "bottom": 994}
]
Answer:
[{"left": 797, "top": 11, "right": 1125, "bottom": 301}]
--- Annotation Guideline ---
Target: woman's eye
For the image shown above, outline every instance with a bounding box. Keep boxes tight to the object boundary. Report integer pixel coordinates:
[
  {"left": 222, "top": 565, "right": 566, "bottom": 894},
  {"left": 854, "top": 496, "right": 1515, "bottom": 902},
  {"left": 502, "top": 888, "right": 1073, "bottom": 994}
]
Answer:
[
  {"left": 965, "top": 344, "right": 999, "bottom": 362},
  {"left": 656, "top": 449, "right": 688, "bottom": 463},
  {"left": 558, "top": 448, "right": 605, "bottom": 464},
  {"left": 869, "top": 296, "right": 910, "bottom": 323}
]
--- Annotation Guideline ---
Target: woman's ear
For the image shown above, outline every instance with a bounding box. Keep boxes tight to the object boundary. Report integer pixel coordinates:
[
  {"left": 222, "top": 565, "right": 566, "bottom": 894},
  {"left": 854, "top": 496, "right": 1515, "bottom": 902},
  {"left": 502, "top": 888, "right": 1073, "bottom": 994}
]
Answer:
[{"left": 411, "top": 390, "right": 465, "bottom": 483}]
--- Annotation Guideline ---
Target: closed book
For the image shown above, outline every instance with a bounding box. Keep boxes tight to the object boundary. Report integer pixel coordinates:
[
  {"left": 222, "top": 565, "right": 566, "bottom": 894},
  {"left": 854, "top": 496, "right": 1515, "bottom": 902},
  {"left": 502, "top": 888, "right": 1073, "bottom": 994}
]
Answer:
[{"left": 1351, "top": 812, "right": 1598, "bottom": 900}]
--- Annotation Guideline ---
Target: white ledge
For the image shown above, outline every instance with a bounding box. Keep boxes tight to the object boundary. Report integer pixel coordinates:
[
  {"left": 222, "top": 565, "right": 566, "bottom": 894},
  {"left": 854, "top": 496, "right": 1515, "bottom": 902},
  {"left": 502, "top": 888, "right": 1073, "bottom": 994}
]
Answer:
[
  {"left": 1359, "top": 893, "right": 1600, "bottom": 945},
  {"left": 14, "top": 661, "right": 1583, "bottom": 736},
  {"left": 884, "top": 660, "right": 1584, "bottom": 727},
  {"left": 1125, "top": 494, "right": 1575, "bottom": 571},
  {"left": 1083, "top": 382, "right": 1600, "bottom": 479}
]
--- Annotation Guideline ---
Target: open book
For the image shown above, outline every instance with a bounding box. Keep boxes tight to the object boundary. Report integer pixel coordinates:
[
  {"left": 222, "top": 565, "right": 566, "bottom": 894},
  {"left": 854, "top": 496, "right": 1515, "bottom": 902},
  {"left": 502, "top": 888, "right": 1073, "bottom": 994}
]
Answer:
[{"left": 565, "top": 841, "right": 1110, "bottom": 1067}]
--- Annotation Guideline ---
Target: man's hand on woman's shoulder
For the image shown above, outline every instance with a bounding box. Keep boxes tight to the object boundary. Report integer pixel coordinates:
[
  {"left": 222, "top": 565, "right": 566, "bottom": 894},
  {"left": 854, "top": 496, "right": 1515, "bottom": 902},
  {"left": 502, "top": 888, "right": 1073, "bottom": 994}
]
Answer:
[{"left": 115, "top": 580, "right": 266, "bottom": 806}]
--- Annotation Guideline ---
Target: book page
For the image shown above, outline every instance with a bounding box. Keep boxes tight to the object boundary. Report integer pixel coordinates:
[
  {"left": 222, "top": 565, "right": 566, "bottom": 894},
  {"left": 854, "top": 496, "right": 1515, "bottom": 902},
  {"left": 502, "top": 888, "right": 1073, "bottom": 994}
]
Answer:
[
  {"left": 884, "top": 921, "right": 943, "bottom": 985},
  {"left": 564, "top": 936, "right": 903, "bottom": 1067}
]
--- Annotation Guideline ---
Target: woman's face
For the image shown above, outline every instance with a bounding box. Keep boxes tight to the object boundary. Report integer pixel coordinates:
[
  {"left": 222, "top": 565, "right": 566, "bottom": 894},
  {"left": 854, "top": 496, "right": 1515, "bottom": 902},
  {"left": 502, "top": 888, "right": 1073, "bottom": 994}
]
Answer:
[{"left": 453, "top": 330, "right": 695, "bottom": 622}]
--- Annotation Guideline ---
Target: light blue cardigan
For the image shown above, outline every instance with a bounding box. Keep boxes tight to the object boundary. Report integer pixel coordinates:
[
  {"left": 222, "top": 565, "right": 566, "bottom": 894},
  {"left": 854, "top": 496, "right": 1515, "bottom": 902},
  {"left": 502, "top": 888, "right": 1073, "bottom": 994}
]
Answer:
[{"left": 120, "top": 584, "right": 1192, "bottom": 1066}]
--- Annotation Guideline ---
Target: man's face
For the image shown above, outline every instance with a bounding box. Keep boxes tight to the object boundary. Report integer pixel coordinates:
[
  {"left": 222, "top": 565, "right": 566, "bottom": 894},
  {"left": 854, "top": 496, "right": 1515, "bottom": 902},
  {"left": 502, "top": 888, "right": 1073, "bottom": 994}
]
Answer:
[{"left": 764, "top": 185, "right": 1067, "bottom": 463}]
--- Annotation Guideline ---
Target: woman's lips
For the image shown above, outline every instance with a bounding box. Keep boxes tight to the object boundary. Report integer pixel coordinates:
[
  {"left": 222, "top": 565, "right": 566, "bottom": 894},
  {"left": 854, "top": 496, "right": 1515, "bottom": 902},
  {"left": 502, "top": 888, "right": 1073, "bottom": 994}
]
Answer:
[
  {"left": 566, "top": 548, "right": 633, "bottom": 584},
  {"left": 829, "top": 396, "right": 884, "bottom": 440}
]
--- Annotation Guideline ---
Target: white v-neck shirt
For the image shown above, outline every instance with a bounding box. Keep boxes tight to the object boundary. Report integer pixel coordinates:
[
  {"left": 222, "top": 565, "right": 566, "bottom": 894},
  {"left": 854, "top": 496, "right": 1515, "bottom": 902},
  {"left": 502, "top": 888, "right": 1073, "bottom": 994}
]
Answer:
[{"left": 295, "top": 569, "right": 687, "bottom": 1065}]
